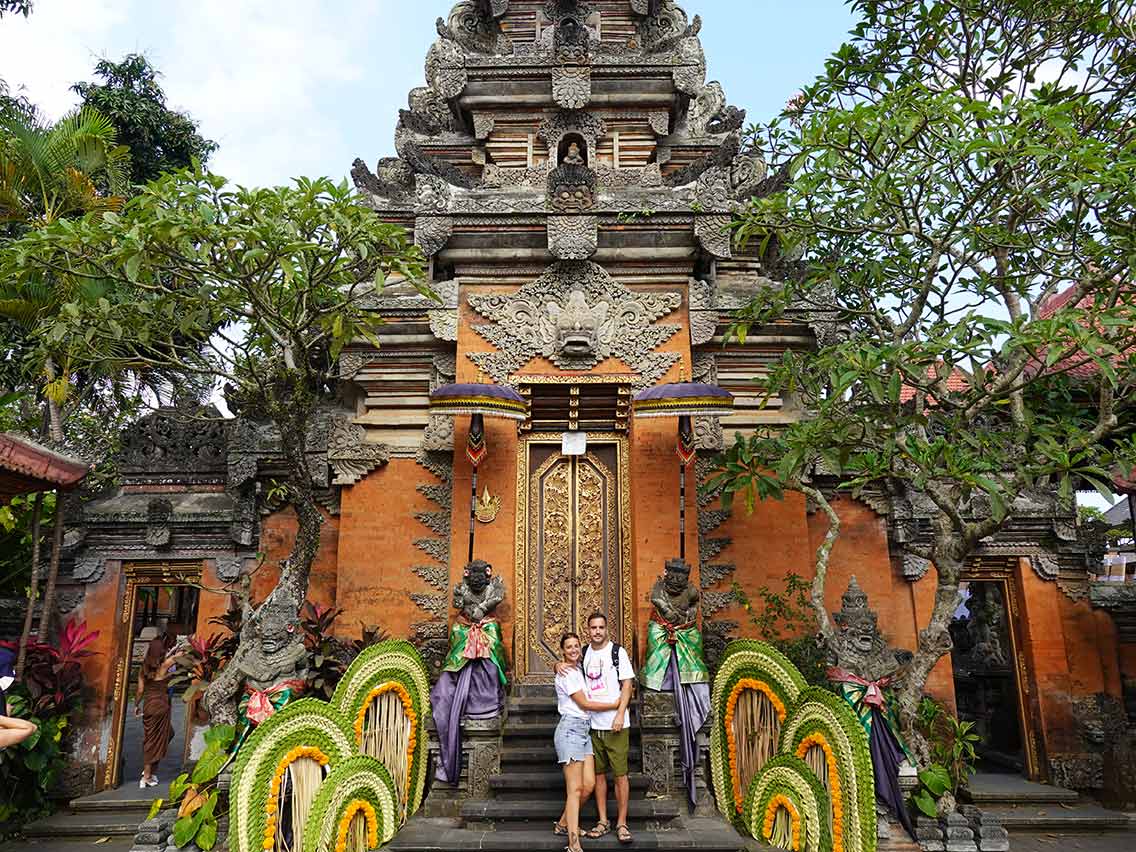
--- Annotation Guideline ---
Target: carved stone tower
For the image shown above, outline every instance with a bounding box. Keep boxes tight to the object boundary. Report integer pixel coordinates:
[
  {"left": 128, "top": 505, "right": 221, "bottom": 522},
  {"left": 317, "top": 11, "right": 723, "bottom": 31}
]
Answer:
[{"left": 343, "top": 0, "right": 812, "bottom": 682}]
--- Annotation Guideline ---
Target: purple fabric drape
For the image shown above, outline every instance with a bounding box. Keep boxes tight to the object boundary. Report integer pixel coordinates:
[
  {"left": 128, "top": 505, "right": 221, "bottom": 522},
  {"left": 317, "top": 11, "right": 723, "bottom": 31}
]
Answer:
[
  {"left": 869, "top": 707, "right": 915, "bottom": 839},
  {"left": 661, "top": 652, "right": 711, "bottom": 805},
  {"left": 430, "top": 658, "right": 503, "bottom": 783}
]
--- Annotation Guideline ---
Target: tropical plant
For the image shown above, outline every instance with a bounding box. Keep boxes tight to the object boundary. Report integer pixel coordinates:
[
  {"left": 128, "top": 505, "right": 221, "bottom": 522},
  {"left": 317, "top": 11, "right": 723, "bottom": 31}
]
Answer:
[
  {"left": 710, "top": 0, "right": 1136, "bottom": 754},
  {"left": 732, "top": 575, "right": 827, "bottom": 686},
  {"left": 301, "top": 602, "right": 350, "bottom": 700},
  {"left": 1, "top": 164, "right": 429, "bottom": 703},
  {"left": 71, "top": 54, "right": 216, "bottom": 187},
  {"left": 150, "top": 723, "right": 236, "bottom": 851},
  {"left": 909, "top": 697, "right": 980, "bottom": 816},
  {"left": 0, "top": 619, "right": 98, "bottom": 833}
]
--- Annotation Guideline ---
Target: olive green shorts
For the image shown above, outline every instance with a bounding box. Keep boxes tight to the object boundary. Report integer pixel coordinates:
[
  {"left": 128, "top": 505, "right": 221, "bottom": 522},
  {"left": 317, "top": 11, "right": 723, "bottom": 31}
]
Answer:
[{"left": 590, "top": 728, "right": 630, "bottom": 777}]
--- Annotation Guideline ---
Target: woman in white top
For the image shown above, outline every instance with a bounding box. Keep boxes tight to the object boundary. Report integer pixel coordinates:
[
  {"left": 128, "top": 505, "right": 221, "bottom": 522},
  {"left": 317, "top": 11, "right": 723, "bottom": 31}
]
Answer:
[{"left": 553, "top": 632, "right": 620, "bottom": 852}]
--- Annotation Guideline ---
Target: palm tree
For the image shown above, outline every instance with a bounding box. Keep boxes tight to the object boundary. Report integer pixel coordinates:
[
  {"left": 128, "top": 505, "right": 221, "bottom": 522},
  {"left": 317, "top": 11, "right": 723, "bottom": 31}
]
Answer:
[{"left": 0, "top": 105, "right": 130, "bottom": 667}]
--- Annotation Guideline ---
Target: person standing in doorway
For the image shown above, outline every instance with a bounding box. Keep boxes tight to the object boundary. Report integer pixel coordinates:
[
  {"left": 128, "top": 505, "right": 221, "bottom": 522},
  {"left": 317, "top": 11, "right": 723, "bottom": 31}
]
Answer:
[
  {"left": 580, "top": 612, "right": 635, "bottom": 845},
  {"left": 135, "top": 620, "right": 176, "bottom": 788}
]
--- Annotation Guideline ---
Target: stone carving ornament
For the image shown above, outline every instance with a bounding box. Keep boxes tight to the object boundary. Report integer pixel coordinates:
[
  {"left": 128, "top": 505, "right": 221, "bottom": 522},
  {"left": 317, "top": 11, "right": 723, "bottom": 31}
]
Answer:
[
  {"left": 327, "top": 417, "right": 391, "bottom": 486},
  {"left": 467, "top": 261, "right": 682, "bottom": 387},
  {"left": 547, "top": 215, "right": 598, "bottom": 259}
]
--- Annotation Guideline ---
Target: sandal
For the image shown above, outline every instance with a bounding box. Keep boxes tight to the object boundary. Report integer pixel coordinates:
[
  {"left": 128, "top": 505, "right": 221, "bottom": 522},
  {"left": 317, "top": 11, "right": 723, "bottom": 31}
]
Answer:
[
  {"left": 616, "top": 824, "right": 633, "bottom": 844},
  {"left": 566, "top": 830, "right": 584, "bottom": 852},
  {"left": 553, "top": 821, "right": 568, "bottom": 836},
  {"left": 585, "top": 820, "right": 611, "bottom": 839}
]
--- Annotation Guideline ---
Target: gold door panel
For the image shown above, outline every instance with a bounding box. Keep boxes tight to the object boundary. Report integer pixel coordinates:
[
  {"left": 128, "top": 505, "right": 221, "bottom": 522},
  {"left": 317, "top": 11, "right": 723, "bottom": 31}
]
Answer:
[{"left": 515, "top": 436, "right": 631, "bottom": 681}]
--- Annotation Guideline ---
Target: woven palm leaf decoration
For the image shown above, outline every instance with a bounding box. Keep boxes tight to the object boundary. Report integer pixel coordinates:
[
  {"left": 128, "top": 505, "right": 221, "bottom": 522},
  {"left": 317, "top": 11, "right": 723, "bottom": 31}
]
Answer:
[
  {"left": 710, "top": 640, "right": 808, "bottom": 823},
  {"left": 331, "top": 640, "right": 431, "bottom": 817},
  {"left": 779, "top": 687, "right": 877, "bottom": 852},
  {"left": 229, "top": 698, "right": 354, "bottom": 852},
  {"left": 744, "top": 754, "right": 833, "bottom": 852},
  {"left": 301, "top": 755, "right": 399, "bottom": 852}
]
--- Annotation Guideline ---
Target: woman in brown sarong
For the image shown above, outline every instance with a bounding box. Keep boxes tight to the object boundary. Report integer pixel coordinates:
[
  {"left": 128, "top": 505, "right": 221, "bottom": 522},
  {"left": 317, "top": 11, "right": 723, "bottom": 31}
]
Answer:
[{"left": 134, "top": 630, "right": 176, "bottom": 788}]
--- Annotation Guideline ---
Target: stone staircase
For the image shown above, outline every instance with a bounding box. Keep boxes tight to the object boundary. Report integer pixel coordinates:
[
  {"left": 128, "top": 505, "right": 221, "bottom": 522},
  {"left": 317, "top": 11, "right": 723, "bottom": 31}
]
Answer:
[
  {"left": 965, "top": 773, "right": 1134, "bottom": 834},
  {"left": 20, "top": 791, "right": 151, "bottom": 844},
  {"left": 389, "top": 685, "right": 751, "bottom": 851}
]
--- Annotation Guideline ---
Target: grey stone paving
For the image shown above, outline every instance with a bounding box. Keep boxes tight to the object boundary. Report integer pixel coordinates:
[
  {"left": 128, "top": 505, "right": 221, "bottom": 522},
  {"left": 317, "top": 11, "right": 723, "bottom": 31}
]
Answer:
[{"left": 1011, "top": 830, "right": 1136, "bottom": 852}]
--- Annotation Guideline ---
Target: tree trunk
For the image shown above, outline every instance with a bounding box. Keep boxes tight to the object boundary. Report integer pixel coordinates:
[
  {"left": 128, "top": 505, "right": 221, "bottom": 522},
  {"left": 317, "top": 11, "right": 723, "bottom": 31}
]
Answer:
[
  {"left": 36, "top": 374, "right": 67, "bottom": 642},
  {"left": 895, "top": 530, "right": 965, "bottom": 762},
  {"left": 15, "top": 491, "right": 44, "bottom": 678},
  {"left": 275, "top": 418, "right": 323, "bottom": 611},
  {"left": 37, "top": 489, "right": 65, "bottom": 642}
]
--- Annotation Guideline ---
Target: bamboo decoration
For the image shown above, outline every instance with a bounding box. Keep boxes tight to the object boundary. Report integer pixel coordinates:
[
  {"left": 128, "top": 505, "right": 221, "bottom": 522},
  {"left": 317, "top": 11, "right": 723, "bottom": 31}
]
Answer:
[
  {"left": 361, "top": 691, "right": 412, "bottom": 818},
  {"left": 280, "top": 757, "right": 325, "bottom": 852},
  {"left": 731, "top": 689, "right": 781, "bottom": 797}
]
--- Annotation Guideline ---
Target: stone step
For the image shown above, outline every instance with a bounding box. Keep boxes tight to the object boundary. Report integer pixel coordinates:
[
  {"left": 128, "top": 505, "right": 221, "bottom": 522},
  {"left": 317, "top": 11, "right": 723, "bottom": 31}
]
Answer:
[
  {"left": 69, "top": 795, "right": 154, "bottom": 812},
  {"left": 981, "top": 803, "right": 1133, "bottom": 832},
  {"left": 506, "top": 696, "right": 558, "bottom": 715},
  {"left": 965, "top": 777, "right": 1080, "bottom": 807},
  {"left": 460, "top": 797, "right": 682, "bottom": 826},
  {"left": 388, "top": 817, "right": 751, "bottom": 851},
  {"left": 500, "top": 744, "right": 641, "bottom": 765},
  {"left": 501, "top": 719, "right": 564, "bottom": 737},
  {"left": 22, "top": 808, "right": 149, "bottom": 839},
  {"left": 490, "top": 771, "right": 650, "bottom": 795}
]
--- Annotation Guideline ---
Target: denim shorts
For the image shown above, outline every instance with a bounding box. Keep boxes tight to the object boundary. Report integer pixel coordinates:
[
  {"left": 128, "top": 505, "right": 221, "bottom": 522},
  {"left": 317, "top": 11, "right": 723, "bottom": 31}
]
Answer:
[{"left": 554, "top": 714, "right": 593, "bottom": 765}]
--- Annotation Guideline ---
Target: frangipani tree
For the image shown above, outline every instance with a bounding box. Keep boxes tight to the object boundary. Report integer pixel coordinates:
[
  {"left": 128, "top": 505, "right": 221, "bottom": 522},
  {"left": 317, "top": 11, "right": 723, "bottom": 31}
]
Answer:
[
  {"left": 711, "top": 0, "right": 1136, "bottom": 752},
  {"left": 1, "top": 165, "right": 427, "bottom": 635}
]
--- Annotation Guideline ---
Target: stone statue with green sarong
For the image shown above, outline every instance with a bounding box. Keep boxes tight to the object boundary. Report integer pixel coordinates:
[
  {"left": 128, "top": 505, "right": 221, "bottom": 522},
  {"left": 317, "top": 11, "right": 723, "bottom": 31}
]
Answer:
[
  {"left": 642, "top": 558, "right": 710, "bottom": 804},
  {"left": 430, "top": 559, "right": 506, "bottom": 784}
]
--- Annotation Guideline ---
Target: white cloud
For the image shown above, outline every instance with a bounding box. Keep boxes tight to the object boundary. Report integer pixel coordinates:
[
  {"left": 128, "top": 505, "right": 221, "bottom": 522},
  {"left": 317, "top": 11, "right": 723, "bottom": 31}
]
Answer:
[{"left": 0, "top": 0, "right": 127, "bottom": 118}]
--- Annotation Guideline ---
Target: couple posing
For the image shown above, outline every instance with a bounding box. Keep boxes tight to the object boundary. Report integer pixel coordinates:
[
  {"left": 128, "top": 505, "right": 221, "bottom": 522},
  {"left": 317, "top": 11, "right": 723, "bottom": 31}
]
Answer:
[{"left": 553, "top": 612, "right": 635, "bottom": 852}]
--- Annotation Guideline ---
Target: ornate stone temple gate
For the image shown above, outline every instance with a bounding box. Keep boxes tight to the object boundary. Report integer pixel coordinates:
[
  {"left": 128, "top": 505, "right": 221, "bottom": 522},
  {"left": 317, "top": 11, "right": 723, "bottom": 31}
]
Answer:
[{"left": 24, "top": 1, "right": 1133, "bottom": 842}]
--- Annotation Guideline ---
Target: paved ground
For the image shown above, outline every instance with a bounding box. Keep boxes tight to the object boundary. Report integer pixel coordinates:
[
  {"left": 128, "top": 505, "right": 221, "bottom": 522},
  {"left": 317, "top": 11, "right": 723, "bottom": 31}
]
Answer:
[
  {"left": 0, "top": 841, "right": 132, "bottom": 852},
  {"left": 1011, "top": 831, "right": 1136, "bottom": 851}
]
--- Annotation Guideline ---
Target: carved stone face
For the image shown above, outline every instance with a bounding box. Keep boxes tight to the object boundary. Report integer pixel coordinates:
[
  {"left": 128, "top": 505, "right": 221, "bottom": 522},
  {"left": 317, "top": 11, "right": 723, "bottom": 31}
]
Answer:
[
  {"left": 547, "top": 290, "right": 608, "bottom": 360},
  {"left": 664, "top": 559, "right": 690, "bottom": 595},
  {"left": 840, "top": 618, "right": 880, "bottom": 655},
  {"left": 255, "top": 602, "right": 299, "bottom": 656},
  {"left": 464, "top": 560, "right": 491, "bottom": 593}
]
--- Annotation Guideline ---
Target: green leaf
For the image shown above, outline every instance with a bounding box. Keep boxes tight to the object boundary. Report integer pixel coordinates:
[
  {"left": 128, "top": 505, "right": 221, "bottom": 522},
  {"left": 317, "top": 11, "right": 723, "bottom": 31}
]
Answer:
[
  {"left": 913, "top": 789, "right": 938, "bottom": 818},
  {"left": 195, "top": 816, "right": 218, "bottom": 851},
  {"left": 190, "top": 748, "right": 227, "bottom": 784},
  {"left": 172, "top": 809, "right": 205, "bottom": 848},
  {"left": 919, "top": 764, "right": 951, "bottom": 796},
  {"left": 203, "top": 724, "right": 235, "bottom": 748},
  {"left": 147, "top": 798, "right": 164, "bottom": 820},
  {"left": 168, "top": 772, "right": 190, "bottom": 800}
]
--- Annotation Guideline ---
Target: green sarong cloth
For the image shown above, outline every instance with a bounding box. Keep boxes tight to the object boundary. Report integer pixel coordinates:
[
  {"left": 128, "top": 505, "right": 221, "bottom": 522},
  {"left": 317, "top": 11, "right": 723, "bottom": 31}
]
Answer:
[
  {"left": 831, "top": 678, "right": 913, "bottom": 763},
  {"left": 641, "top": 619, "right": 709, "bottom": 692},
  {"left": 442, "top": 619, "right": 508, "bottom": 687}
]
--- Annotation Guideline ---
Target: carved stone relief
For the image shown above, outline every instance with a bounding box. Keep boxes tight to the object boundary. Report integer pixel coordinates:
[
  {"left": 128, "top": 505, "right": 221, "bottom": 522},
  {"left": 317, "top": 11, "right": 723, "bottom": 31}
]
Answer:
[
  {"left": 547, "top": 215, "right": 598, "bottom": 259},
  {"left": 327, "top": 417, "right": 391, "bottom": 486},
  {"left": 425, "top": 37, "right": 467, "bottom": 100},
  {"left": 415, "top": 215, "right": 453, "bottom": 258},
  {"left": 428, "top": 279, "right": 459, "bottom": 343},
  {"left": 552, "top": 65, "right": 591, "bottom": 109},
  {"left": 695, "top": 214, "right": 732, "bottom": 258},
  {"left": 467, "top": 261, "right": 681, "bottom": 387}
]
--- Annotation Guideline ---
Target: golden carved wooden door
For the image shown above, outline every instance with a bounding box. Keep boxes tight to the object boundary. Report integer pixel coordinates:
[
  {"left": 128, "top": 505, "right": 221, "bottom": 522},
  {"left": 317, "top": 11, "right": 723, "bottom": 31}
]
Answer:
[{"left": 516, "top": 438, "right": 630, "bottom": 680}]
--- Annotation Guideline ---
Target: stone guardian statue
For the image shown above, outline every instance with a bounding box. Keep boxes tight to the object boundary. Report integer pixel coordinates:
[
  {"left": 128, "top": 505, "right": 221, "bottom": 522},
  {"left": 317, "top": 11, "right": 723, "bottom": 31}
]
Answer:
[
  {"left": 642, "top": 557, "right": 710, "bottom": 804},
  {"left": 429, "top": 559, "right": 507, "bottom": 784}
]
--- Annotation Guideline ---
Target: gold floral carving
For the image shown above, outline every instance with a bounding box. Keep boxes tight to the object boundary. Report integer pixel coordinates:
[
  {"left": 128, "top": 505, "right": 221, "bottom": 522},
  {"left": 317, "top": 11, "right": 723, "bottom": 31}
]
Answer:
[{"left": 515, "top": 436, "right": 632, "bottom": 681}]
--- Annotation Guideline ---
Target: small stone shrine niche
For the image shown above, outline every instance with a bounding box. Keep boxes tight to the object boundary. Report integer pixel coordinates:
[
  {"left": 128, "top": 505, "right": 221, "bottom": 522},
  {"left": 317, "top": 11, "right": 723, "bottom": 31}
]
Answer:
[{"left": 548, "top": 133, "right": 596, "bottom": 211}]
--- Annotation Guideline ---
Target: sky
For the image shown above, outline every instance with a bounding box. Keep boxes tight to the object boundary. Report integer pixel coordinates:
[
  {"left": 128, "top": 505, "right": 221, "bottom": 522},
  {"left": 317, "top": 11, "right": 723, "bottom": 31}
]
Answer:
[{"left": 0, "top": 0, "right": 857, "bottom": 188}]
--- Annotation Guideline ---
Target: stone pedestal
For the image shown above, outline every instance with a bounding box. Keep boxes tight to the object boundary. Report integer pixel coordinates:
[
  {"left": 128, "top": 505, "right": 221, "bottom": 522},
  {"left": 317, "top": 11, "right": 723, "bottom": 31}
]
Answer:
[
  {"left": 424, "top": 713, "right": 504, "bottom": 818},
  {"left": 638, "top": 688, "right": 711, "bottom": 813}
]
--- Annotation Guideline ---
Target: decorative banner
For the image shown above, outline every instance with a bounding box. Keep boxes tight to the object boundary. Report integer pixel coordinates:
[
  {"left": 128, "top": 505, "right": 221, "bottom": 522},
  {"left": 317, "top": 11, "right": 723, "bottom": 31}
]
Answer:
[
  {"left": 466, "top": 413, "right": 487, "bottom": 468},
  {"left": 677, "top": 414, "right": 696, "bottom": 466}
]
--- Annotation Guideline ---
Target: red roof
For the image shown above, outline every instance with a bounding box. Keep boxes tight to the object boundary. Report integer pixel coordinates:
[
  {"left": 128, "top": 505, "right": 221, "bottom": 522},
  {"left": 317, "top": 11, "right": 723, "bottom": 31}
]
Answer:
[
  {"left": 0, "top": 433, "right": 89, "bottom": 503},
  {"left": 1029, "top": 282, "right": 1136, "bottom": 380},
  {"left": 899, "top": 363, "right": 971, "bottom": 403}
]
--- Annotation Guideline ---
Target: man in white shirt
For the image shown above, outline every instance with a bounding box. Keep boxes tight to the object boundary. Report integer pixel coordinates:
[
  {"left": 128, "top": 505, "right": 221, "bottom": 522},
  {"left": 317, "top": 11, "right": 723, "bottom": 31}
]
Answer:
[{"left": 581, "top": 611, "right": 634, "bottom": 845}]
